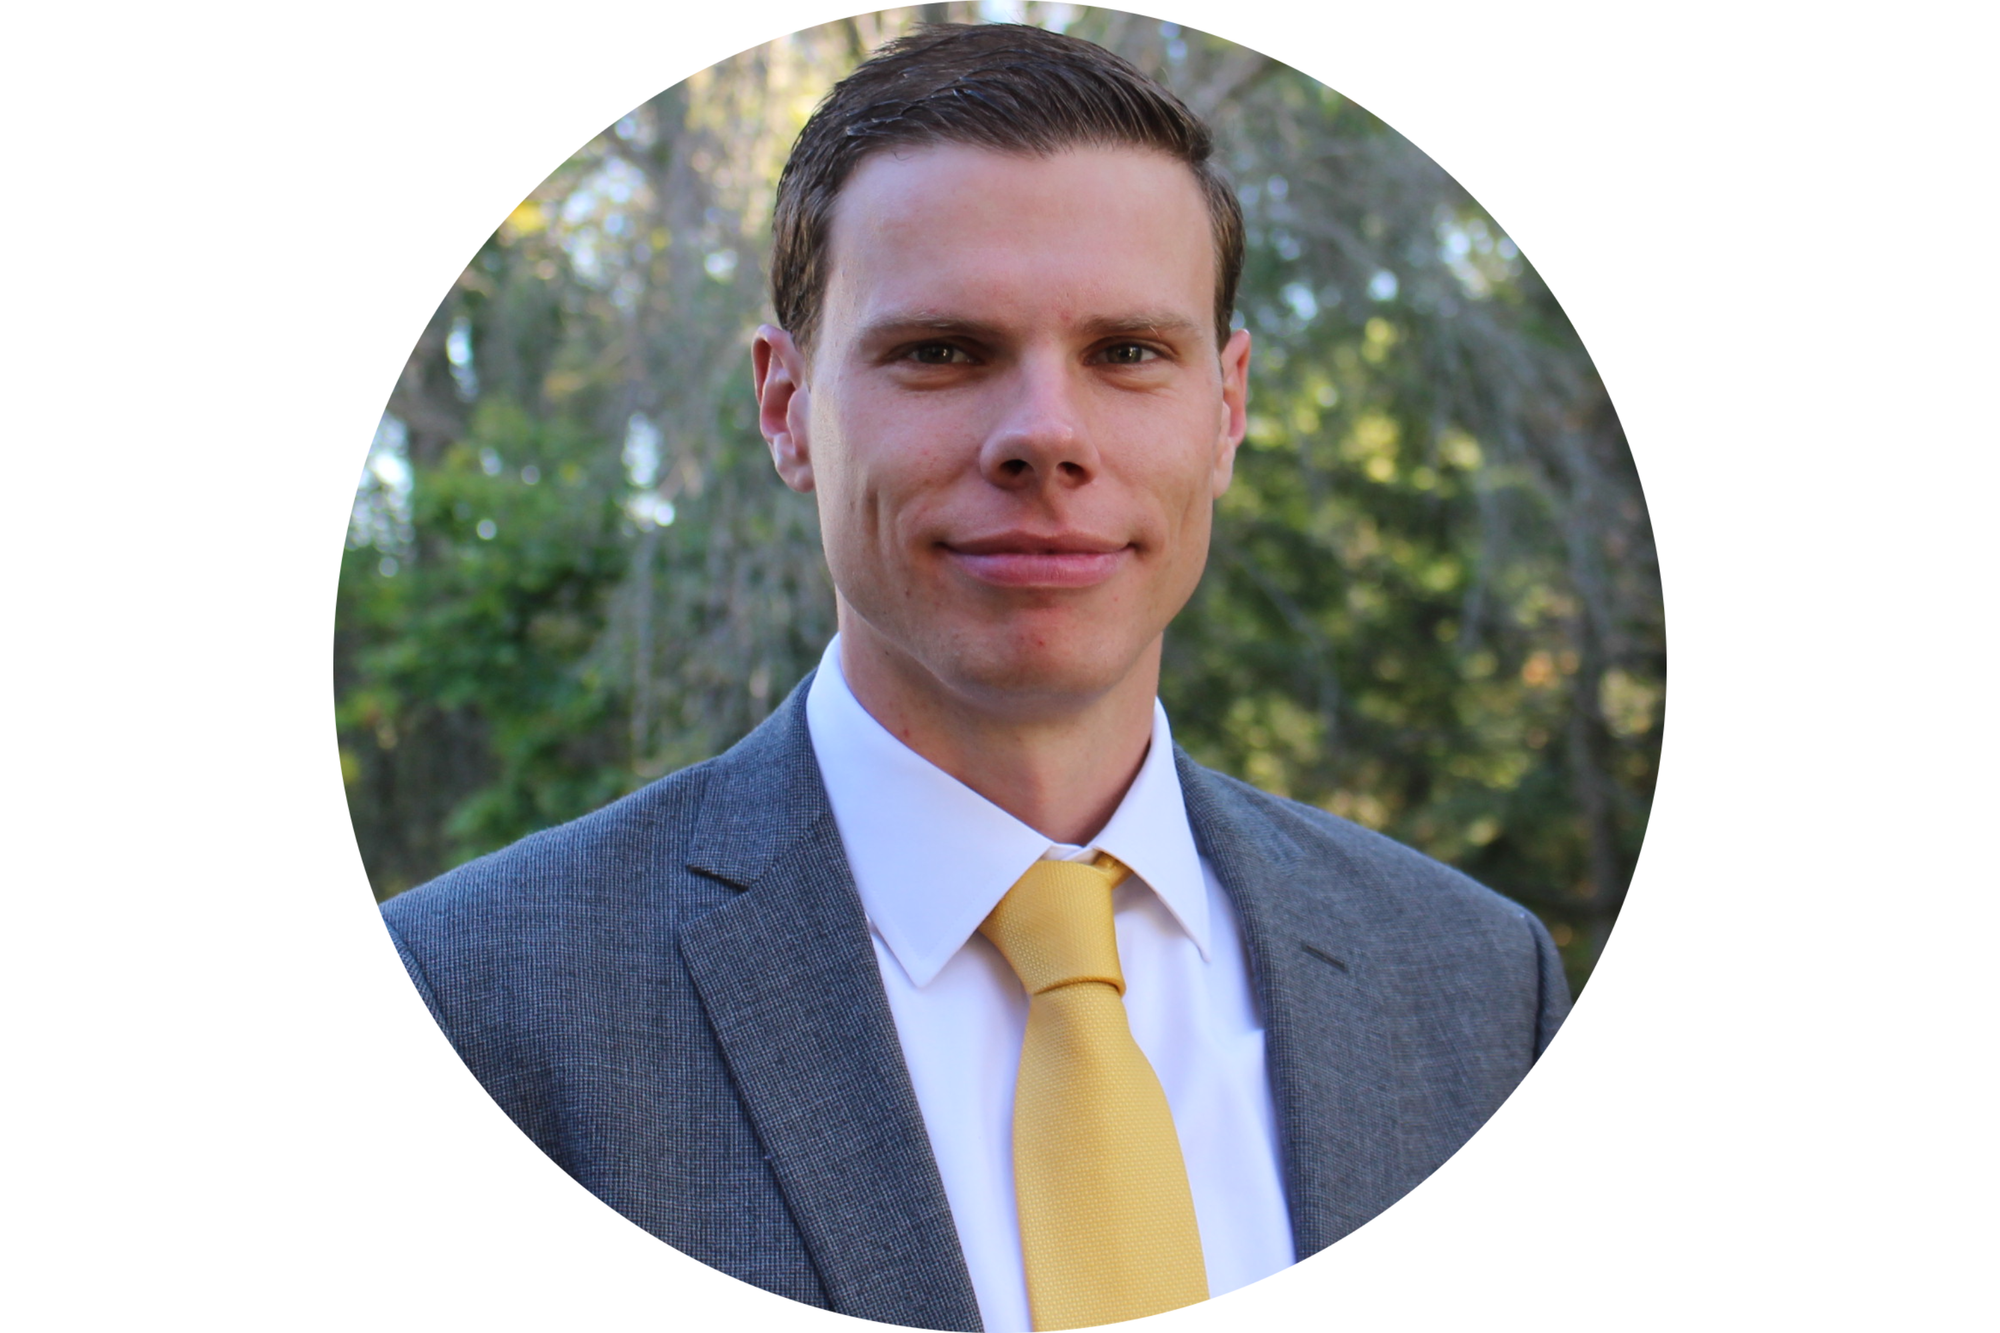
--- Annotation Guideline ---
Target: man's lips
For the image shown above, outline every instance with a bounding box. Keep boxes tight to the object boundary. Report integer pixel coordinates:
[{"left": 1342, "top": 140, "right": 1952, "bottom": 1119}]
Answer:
[{"left": 941, "top": 533, "right": 1133, "bottom": 588}]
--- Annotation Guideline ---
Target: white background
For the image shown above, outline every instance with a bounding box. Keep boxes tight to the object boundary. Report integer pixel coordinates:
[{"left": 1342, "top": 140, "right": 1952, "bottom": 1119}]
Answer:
[{"left": 5, "top": 1, "right": 1994, "bottom": 1327}]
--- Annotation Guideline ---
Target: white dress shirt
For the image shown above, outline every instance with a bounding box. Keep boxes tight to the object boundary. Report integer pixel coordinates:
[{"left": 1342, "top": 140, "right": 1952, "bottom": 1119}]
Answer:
[{"left": 804, "top": 638, "right": 1296, "bottom": 1332}]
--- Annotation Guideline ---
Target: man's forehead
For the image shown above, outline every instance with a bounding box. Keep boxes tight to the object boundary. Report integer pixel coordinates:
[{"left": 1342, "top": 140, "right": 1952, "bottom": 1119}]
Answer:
[
  {"left": 837, "top": 137, "right": 1203, "bottom": 199},
  {"left": 820, "top": 142, "right": 1216, "bottom": 333}
]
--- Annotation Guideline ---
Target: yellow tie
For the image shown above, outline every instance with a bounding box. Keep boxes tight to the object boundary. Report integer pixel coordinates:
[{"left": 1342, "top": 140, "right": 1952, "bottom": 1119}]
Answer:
[{"left": 979, "top": 853, "right": 1209, "bottom": 1330}]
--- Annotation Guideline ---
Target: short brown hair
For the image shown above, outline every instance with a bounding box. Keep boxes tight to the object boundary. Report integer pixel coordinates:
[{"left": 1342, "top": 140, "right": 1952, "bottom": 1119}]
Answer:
[{"left": 771, "top": 23, "right": 1244, "bottom": 354}]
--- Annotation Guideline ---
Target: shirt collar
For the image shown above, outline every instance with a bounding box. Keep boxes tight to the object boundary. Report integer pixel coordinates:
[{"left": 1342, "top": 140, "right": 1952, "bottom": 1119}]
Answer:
[{"left": 804, "top": 636, "right": 1211, "bottom": 988}]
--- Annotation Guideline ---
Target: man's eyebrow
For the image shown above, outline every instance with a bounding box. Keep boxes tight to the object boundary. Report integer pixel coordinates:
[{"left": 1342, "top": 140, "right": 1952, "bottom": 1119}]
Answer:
[
  {"left": 855, "top": 313, "right": 1004, "bottom": 342},
  {"left": 1075, "top": 313, "right": 1202, "bottom": 340}
]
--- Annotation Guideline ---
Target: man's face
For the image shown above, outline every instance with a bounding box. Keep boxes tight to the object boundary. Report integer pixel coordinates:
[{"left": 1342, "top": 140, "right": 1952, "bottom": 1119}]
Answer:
[{"left": 758, "top": 143, "right": 1250, "bottom": 716}]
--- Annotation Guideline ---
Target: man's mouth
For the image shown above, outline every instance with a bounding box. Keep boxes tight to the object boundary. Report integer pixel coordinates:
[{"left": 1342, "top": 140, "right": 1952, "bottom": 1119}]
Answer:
[{"left": 941, "top": 532, "right": 1132, "bottom": 589}]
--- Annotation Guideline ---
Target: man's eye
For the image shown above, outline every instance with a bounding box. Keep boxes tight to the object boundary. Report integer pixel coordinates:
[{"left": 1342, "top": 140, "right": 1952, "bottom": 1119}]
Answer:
[
  {"left": 1099, "top": 342, "right": 1160, "bottom": 365},
  {"left": 906, "top": 343, "right": 970, "bottom": 366}
]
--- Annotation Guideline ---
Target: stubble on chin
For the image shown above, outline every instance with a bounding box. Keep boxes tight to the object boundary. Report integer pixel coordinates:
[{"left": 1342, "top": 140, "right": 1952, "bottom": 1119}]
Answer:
[{"left": 922, "top": 600, "right": 1168, "bottom": 723}]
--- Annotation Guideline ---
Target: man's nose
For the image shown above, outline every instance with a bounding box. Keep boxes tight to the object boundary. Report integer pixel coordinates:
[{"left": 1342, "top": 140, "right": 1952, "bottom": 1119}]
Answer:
[{"left": 977, "top": 355, "right": 1100, "bottom": 490}]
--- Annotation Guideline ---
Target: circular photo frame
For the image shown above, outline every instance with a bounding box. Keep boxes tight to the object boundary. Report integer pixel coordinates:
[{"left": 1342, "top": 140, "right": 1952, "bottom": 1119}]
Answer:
[{"left": 338, "top": 8, "right": 1662, "bottom": 1330}]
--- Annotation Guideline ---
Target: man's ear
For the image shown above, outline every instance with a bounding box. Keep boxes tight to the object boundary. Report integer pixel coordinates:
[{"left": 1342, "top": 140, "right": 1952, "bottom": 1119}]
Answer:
[
  {"left": 753, "top": 323, "right": 815, "bottom": 493},
  {"left": 1212, "top": 326, "right": 1252, "bottom": 496}
]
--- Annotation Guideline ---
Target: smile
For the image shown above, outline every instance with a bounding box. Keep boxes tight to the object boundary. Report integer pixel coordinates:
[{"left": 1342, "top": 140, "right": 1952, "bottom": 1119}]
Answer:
[{"left": 941, "top": 534, "right": 1133, "bottom": 589}]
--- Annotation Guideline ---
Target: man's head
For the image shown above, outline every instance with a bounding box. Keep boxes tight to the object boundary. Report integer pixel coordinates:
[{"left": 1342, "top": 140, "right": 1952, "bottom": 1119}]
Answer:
[
  {"left": 770, "top": 23, "right": 1245, "bottom": 357},
  {"left": 753, "top": 24, "right": 1251, "bottom": 724}
]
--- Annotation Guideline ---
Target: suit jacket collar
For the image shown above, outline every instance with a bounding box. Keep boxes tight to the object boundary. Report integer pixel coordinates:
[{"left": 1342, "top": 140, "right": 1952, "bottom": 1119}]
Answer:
[
  {"left": 1176, "top": 750, "right": 1405, "bottom": 1257},
  {"left": 680, "top": 676, "right": 984, "bottom": 1331},
  {"left": 804, "top": 638, "right": 1215, "bottom": 986}
]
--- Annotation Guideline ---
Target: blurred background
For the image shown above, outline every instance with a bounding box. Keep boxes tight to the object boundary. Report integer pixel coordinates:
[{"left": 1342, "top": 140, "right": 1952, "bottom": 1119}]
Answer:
[{"left": 337, "top": 3, "right": 1662, "bottom": 995}]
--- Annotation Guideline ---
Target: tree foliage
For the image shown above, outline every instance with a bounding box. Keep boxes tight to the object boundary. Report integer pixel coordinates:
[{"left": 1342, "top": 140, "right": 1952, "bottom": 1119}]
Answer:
[{"left": 336, "top": 5, "right": 1663, "bottom": 993}]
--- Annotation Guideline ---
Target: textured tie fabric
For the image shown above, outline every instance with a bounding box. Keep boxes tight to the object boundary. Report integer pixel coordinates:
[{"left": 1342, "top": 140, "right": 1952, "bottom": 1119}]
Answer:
[{"left": 979, "top": 853, "right": 1209, "bottom": 1330}]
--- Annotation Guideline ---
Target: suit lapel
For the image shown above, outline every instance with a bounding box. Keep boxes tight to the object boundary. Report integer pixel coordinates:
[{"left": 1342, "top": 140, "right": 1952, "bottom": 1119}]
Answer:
[
  {"left": 680, "top": 682, "right": 982, "bottom": 1331},
  {"left": 1177, "top": 751, "right": 1407, "bottom": 1257}
]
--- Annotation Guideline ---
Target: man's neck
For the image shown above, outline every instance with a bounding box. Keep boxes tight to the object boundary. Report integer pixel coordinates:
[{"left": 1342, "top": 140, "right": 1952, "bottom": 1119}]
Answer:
[{"left": 835, "top": 622, "right": 1159, "bottom": 847}]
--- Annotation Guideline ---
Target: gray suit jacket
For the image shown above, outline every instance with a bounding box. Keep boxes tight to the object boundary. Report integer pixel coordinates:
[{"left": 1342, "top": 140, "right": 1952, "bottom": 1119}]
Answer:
[{"left": 383, "top": 676, "right": 1568, "bottom": 1330}]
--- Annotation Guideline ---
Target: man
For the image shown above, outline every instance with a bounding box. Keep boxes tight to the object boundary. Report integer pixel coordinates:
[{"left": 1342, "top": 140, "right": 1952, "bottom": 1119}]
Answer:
[{"left": 383, "top": 24, "right": 1567, "bottom": 1333}]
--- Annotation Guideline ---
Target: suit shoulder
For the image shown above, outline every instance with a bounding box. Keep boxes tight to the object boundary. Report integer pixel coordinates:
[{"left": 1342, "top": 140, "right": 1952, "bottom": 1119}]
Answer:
[
  {"left": 1190, "top": 762, "right": 1539, "bottom": 934},
  {"left": 380, "top": 754, "right": 722, "bottom": 941}
]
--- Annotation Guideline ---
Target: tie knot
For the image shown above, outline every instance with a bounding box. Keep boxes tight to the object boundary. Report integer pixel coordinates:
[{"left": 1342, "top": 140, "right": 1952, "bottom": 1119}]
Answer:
[{"left": 979, "top": 852, "right": 1132, "bottom": 997}]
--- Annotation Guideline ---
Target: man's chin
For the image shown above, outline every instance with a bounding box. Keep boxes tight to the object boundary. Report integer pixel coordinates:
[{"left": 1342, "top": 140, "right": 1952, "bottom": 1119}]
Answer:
[{"left": 923, "top": 623, "right": 1150, "bottom": 714}]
